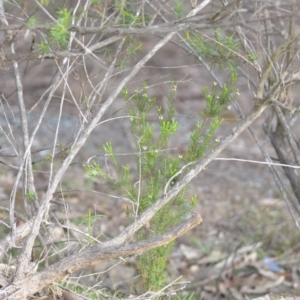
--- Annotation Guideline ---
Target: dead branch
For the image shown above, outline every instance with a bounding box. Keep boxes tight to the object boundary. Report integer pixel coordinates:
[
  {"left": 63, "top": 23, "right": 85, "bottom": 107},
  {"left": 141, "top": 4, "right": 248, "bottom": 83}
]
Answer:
[{"left": 0, "top": 213, "right": 202, "bottom": 300}]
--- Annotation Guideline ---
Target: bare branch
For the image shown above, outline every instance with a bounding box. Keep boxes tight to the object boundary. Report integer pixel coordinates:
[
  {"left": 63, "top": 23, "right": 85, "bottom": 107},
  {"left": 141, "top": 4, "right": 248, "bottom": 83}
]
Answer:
[{"left": 0, "top": 213, "right": 202, "bottom": 300}]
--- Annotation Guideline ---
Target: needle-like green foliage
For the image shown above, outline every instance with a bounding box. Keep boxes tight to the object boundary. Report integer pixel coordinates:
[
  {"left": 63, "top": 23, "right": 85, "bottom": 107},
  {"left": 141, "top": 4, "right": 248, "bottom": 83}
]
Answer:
[
  {"left": 50, "top": 8, "right": 72, "bottom": 49},
  {"left": 86, "top": 79, "right": 237, "bottom": 291}
]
